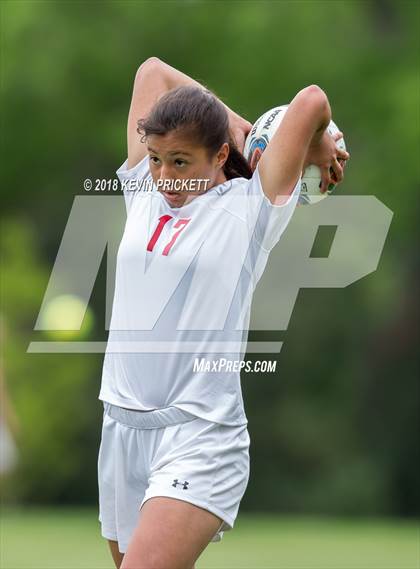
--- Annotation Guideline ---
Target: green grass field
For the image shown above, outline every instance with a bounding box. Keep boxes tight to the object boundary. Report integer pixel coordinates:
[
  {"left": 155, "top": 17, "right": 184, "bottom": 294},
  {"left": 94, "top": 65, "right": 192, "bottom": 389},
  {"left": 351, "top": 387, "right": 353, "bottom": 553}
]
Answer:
[{"left": 1, "top": 507, "right": 419, "bottom": 569}]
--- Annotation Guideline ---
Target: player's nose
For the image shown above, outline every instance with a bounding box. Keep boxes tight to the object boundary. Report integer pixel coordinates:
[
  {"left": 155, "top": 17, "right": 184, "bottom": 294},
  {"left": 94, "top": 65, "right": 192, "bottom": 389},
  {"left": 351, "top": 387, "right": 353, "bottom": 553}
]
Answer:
[{"left": 159, "top": 163, "right": 172, "bottom": 180}]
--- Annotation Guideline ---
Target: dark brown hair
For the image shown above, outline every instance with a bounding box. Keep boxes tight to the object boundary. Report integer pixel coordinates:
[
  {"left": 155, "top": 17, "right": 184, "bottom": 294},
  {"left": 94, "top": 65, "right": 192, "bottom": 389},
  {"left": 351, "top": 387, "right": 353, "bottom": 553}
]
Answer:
[{"left": 137, "top": 86, "right": 252, "bottom": 180}]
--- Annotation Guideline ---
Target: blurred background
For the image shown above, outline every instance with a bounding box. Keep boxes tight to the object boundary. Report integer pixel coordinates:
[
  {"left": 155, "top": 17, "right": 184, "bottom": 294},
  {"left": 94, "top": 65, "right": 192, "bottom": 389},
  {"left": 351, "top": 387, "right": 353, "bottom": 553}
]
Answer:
[{"left": 1, "top": 1, "right": 419, "bottom": 568}]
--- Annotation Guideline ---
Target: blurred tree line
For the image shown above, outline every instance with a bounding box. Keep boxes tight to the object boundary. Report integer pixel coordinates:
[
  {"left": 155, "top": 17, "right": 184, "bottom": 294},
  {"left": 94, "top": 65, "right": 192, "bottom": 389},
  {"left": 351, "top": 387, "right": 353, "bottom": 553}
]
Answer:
[{"left": 1, "top": 0, "right": 418, "bottom": 516}]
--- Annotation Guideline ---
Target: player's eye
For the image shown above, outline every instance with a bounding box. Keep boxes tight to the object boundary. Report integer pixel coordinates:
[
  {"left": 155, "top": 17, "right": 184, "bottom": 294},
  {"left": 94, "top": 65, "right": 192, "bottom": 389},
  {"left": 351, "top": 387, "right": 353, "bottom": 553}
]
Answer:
[
  {"left": 174, "top": 159, "right": 187, "bottom": 167},
  {"left": 149, "top": 156, "right": 160, "bottom": 165}
]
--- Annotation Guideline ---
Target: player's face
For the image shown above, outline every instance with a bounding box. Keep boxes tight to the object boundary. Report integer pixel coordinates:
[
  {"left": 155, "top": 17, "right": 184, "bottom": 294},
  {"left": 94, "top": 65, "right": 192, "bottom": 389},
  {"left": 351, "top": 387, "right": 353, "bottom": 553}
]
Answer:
[{"left": 147, "top": 131, "right": 228, "bottom": 208}]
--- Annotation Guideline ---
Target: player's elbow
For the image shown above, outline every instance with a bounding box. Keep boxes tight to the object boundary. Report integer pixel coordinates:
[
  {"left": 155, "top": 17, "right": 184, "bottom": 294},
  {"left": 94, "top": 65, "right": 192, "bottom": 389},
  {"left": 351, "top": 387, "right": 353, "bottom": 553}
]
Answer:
[
  {"left": 135, "top": 57, "right": 165, "bottom": 81},
  {"left": 297, "top": 84, "right": 330, "bottom": 126},
  {"left": 301, "top": 84, "right": 328, "bottom": 106},
  {"left": 304, "top": 84, "right": 324, "bottom": 95}
]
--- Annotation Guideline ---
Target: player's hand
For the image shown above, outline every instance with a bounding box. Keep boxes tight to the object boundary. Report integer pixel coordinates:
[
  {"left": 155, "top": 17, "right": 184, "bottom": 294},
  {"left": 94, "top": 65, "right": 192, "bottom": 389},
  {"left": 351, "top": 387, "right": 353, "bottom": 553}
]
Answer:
[
  {"left": 303, "top": 130, "right": 350, "bottom": 193},
  {"left": 229, "top": 113, "right": 253, "bottom": 154}
]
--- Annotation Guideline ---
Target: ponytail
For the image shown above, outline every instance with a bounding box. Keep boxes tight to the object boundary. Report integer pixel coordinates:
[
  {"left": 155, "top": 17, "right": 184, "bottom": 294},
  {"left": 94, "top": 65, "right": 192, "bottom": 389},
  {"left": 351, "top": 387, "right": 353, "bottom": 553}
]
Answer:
[{"left": 223, "top": 137, "right": 253, "bottom": 180}]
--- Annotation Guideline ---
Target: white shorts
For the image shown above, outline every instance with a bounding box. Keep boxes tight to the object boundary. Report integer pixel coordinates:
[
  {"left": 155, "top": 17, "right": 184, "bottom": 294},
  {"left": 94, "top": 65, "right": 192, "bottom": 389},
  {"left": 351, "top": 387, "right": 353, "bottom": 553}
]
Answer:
[{"left": 97, "top": 401, "right": 250, "bottom": 553}]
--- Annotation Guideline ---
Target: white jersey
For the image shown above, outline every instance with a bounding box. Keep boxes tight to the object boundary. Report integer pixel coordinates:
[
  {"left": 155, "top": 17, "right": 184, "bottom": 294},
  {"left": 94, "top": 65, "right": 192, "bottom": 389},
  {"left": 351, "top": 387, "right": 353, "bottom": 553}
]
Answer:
[{"left": 98, "top": 155, "right": 301, "bottom": 426}]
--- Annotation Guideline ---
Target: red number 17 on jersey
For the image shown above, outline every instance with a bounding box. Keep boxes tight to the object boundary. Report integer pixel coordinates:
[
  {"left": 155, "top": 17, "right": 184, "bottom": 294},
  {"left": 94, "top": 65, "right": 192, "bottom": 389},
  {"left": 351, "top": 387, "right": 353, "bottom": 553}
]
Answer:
[{"left": 147, "top": 215, "right": 191, "bottom": 256}]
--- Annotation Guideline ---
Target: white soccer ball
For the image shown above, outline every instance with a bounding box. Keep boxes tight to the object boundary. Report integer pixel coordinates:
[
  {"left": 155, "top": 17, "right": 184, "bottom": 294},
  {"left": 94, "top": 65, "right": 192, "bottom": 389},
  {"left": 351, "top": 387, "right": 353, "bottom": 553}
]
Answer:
[{"left": 243, "top": 105, "right": 346, "bottom": 205}]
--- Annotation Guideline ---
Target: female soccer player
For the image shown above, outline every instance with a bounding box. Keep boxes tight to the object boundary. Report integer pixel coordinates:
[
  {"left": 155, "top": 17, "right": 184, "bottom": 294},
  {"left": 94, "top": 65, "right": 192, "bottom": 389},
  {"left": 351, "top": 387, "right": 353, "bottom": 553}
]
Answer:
[{"left": 97, "top": 57, "right": 349, "bottom": 569}]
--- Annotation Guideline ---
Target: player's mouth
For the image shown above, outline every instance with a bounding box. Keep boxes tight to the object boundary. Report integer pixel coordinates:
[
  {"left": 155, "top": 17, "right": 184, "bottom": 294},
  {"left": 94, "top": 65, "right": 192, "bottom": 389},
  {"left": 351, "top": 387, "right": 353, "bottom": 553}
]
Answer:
[{"left": 162, "top": 191, "right": 183, "bottom": 205}]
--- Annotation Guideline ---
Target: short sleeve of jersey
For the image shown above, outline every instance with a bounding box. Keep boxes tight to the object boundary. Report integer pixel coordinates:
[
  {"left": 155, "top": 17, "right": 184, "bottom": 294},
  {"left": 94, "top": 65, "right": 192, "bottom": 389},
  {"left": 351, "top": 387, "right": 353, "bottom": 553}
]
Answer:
[
  {"left": 245, "top": 163, "right": 301, "bottom": 252},
  {"left": 116, "top": 155, "right": 153, "bottom": 215}
]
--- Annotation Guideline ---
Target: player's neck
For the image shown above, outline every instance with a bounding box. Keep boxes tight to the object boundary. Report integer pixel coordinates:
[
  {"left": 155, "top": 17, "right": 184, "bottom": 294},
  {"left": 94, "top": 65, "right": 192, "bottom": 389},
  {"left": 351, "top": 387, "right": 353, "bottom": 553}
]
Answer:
[{"left": 213, "top": 170, "right": 227, "bottom": 187}]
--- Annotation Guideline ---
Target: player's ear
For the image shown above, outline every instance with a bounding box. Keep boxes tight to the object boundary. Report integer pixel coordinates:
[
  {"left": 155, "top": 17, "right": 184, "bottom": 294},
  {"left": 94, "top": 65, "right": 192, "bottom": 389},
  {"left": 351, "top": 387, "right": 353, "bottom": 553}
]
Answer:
[{"left": 216, "top": 142, "right": 229, "bottom": 169}]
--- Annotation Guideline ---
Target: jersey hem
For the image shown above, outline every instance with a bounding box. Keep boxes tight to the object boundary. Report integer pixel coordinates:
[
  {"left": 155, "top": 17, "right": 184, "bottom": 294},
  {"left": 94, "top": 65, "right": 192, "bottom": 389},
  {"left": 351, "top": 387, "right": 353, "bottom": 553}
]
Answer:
[{"left": 97, "top": 394, "right": 248, "bottom": 427}]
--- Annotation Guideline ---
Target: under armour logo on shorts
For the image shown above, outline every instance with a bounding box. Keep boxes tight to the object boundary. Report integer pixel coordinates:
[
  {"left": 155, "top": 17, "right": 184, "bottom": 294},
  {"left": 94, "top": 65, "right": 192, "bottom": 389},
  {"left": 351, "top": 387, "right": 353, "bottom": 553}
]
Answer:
[{"left": 172, "top": 478, "right": 189, "bottom": 490}]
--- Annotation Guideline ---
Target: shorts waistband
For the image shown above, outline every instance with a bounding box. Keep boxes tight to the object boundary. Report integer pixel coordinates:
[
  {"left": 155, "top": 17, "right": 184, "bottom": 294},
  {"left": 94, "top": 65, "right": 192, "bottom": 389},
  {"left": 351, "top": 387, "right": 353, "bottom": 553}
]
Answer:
[{"left": 103, "top": 401, "right": 197, "bottom": 430}]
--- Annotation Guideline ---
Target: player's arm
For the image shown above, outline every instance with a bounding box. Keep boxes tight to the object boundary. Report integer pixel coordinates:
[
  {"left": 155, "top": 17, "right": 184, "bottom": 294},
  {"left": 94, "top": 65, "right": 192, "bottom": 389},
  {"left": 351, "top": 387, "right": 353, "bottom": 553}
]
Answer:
[
  {"left": 127, "top": 57, "right": 251, "bottom": 168},
  {"left": 258, "top": 85, "right": 350, "bottom": 205}
]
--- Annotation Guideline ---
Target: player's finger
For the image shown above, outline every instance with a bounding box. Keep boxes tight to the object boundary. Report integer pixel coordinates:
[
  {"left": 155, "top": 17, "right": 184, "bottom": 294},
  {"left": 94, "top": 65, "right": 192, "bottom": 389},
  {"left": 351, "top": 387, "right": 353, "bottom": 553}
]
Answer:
[
  {"left": 320, "top": 166, "right": 332, "bottom": 193},
  {"left": 233, "top": 129, "right": 245, "bottom": 153},
  {"left": 331, "top": 158, "right": 344, "bottom": 184},
  {"left": 338, "top": 147, "right": 350, "bottom": 160},
  {"left": 333, "top": 131, "right": 343, "bottom": 141},
  {"left": 244, "top": 120, "right": 253, "bottom": 135}
]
